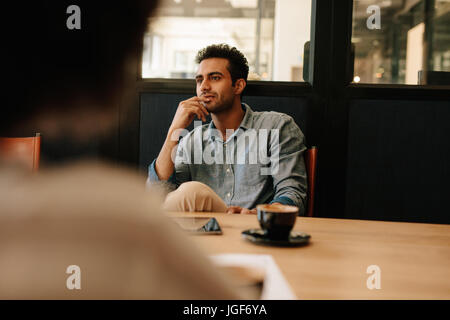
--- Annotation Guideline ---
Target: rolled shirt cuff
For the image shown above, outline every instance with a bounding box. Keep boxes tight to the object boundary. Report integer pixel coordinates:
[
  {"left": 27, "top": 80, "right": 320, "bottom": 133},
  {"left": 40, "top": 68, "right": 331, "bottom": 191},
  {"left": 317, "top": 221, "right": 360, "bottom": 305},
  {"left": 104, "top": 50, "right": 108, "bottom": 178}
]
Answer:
[
  {"left": 270, "top": 196, "right": 295, "bottom": 206},
  {"left": 147, "top": 159, "right": 177, "bottom": 184}
]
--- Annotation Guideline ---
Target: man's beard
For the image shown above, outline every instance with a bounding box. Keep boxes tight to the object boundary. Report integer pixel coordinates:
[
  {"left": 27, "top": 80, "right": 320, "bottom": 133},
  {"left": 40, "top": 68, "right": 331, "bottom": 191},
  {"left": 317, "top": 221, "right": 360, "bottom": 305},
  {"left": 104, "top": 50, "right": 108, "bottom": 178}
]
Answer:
[{"left": 207, "top": 94, "right": 234, "bottom": 114}]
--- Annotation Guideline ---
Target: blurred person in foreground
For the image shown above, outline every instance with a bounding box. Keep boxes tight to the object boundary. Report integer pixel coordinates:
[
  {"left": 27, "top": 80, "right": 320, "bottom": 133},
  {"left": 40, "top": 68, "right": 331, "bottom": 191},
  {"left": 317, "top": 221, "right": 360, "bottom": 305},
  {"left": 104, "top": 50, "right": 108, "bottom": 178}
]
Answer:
[{"left": 0, "top": 1, "right": 239, "bottom": 299}]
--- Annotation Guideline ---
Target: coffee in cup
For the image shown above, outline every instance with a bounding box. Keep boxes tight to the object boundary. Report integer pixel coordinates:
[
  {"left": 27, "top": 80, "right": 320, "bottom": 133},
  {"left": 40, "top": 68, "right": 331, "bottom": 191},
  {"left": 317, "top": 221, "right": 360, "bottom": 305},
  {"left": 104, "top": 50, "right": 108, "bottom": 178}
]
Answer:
[{"left": 256, "top": 203, "right": 298, "bottom": 240}]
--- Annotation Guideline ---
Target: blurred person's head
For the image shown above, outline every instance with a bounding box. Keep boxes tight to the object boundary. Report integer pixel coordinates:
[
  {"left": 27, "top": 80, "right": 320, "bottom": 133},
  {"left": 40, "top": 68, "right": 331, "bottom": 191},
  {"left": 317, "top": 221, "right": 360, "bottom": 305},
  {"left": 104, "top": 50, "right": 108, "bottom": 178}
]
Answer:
[
  {"left": 1, "top": 1, "right": 159, "bottom": 139},
  {"left": 0, "top": 163, "right": 240, "bottom": 299},
  {"left": 0, "top": 3, "right": 247, "bottom": 300}
]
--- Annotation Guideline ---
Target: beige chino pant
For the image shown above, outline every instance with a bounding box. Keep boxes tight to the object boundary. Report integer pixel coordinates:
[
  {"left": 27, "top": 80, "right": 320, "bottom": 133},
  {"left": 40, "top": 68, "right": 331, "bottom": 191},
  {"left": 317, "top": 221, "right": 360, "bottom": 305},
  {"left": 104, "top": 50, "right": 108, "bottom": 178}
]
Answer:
[{"left": 162, "top": 181, "right": 228, "bottom": 213}]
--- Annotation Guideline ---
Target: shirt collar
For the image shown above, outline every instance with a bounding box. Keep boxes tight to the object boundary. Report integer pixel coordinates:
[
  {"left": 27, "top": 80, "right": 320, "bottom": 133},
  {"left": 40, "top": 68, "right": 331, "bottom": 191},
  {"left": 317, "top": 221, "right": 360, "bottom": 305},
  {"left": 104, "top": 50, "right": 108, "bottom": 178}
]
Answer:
[
  {"left": 239, "top": 103, "right": 253, "bottom": 130},
  {"left": 207, "top": 103, "right": 253, "bottom": 142}
]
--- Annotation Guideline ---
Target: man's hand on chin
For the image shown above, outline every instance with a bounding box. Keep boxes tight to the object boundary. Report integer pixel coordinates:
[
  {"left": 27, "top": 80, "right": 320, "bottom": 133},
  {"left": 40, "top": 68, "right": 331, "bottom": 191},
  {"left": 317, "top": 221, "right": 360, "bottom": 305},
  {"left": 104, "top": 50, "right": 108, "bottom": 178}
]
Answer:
[{"left": 226, "top": 206, "right": 257, "bottom": 215}]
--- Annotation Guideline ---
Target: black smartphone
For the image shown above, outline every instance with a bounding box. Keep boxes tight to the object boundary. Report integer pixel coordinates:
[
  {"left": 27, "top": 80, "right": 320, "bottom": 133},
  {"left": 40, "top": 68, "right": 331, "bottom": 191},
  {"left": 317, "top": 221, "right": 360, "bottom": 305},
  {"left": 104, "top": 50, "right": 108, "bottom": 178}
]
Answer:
[{"left": 172, "top": 217, "right": 222, "bottom": 235}]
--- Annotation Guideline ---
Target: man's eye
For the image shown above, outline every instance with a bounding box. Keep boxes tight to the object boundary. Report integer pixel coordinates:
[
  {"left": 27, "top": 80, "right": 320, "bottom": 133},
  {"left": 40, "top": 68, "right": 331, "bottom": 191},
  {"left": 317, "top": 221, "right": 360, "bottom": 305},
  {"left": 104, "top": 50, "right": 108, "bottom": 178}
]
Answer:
[{"left": 212, "top": 76, "right": 220, "bottom": 80}]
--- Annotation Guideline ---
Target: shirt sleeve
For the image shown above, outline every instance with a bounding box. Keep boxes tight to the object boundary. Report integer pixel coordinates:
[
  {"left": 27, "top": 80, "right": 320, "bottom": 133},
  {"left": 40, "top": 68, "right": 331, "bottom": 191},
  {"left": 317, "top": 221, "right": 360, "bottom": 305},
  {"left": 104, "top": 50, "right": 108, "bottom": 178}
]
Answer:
[
  {"left": 146, "top": 139, "right": 192, "bottom": 188},
  {"left": 270, "top": 195, "right": 296, "bottom": 206},
  {"left": 173, "top": 138, "right": 192, "bottom": 186},
  {"left": 146, "top": 159, "right": 177, "bottom": 185},
  {"left": 270, "top": 115, "right": 308, "bottom": 216}
]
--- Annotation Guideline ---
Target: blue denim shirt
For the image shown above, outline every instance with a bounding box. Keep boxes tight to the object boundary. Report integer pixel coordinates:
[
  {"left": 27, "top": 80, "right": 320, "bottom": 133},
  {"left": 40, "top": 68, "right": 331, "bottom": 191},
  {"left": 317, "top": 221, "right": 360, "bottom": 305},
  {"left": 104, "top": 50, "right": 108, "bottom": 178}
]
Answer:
[{"left": 147, "top": 103, "right": 308, "bottom": 215}]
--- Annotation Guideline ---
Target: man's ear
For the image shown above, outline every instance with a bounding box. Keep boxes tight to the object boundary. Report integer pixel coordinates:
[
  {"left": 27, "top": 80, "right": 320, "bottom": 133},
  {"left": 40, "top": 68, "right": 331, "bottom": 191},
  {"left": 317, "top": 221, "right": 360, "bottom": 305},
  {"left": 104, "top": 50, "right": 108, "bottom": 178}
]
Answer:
[{"left": 234, "top": 79, "right": 246, "bottom": 95}]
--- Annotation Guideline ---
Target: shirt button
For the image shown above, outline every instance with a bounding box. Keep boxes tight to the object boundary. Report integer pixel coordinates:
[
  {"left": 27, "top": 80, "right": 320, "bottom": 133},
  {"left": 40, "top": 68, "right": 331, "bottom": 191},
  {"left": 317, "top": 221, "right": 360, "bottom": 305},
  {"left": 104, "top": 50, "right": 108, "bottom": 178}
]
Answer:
[
  {"left": 226, "top": 168, "right": 230, "bottom": 173},
  {"left": 227, "top": 193, "right": 231, "bottom": 197}
]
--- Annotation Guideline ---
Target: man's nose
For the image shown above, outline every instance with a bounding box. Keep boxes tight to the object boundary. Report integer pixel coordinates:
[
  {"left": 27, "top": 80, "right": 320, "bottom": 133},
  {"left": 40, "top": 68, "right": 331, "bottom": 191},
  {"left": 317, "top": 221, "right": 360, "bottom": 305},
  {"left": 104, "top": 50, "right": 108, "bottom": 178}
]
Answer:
[{"left": 199, "top": 79, "right": 211, "bottom": 92}]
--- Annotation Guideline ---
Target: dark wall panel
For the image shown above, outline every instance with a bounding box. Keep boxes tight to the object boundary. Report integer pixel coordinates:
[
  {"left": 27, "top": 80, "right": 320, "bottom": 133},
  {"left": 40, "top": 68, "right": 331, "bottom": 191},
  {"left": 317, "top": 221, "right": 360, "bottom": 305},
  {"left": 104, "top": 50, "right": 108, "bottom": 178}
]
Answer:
[
  {"left": 242, "top": 96, "right": 311, "bottom": 140},
  {"left": 139, "top": 93, "right": 191, "bottom": 173},
  {"left": 139, "top": 93, "right": 310, "bottom": 173},
  {"left": 346, "top": 99, "right": 450, "bottom": 224}
]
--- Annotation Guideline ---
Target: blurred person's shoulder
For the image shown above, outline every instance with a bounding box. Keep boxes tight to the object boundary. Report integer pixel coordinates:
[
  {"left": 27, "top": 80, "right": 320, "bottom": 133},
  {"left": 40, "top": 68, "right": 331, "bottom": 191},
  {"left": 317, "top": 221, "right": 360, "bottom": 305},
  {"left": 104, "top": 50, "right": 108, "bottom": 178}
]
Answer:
[
  {"left": 0, "top": 161, "right": 240, "bottom": 299},
  {"left": 0, "top": 160, "right": 166, "bottom": 222}
]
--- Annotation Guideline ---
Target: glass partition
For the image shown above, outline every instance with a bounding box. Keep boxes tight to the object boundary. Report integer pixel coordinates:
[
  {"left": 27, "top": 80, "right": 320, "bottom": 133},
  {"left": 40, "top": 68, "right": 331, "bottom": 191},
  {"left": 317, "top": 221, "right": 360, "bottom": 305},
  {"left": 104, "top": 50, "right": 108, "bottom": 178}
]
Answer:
[
  {"left": 142, "top": 0, "right": 312, "bottom": 82},
  {"left": 352, "top": 0, "right": 450, "bottom": 85}
]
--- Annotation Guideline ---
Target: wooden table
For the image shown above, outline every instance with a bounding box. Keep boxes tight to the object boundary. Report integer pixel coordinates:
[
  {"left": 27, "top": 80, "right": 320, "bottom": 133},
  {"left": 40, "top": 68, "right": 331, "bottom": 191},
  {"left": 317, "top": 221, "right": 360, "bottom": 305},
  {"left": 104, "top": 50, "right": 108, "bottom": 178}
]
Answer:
[{"left": 168, "top": 212, "right": 450, "bottom": 299}]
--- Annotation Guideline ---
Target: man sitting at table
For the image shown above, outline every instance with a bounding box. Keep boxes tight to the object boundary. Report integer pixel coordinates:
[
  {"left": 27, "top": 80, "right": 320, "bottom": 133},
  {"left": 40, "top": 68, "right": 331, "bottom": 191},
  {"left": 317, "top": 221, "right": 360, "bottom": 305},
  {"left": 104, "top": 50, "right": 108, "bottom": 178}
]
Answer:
[{"left": 147, "top": 44, "right": 307, "bottom": 215}]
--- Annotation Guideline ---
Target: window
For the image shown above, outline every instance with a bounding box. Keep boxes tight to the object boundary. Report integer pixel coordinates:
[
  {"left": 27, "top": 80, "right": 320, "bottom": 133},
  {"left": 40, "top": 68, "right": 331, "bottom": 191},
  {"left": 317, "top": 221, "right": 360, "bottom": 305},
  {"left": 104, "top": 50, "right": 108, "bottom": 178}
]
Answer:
[
  {"left": 352, "top": 0, "right": 450, "bottom": 85},
  {"left": 142, "top": 0, "right": 312, "bottom": 82}
]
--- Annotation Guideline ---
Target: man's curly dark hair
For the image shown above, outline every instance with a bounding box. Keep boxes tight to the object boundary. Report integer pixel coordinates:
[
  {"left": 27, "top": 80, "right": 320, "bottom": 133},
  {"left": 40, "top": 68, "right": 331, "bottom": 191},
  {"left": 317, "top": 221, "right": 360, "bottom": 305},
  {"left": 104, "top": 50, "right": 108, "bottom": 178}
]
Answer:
[{"left": 195, "top": 44, "right": 249, "bottom": 86}]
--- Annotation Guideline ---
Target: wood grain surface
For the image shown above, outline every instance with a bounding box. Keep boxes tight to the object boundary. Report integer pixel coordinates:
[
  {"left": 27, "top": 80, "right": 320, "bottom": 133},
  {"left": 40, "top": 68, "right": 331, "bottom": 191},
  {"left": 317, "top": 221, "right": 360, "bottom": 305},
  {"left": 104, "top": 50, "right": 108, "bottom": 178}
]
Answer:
[{"left": 167, "top": 212, "right": 450, "bottom": 299}]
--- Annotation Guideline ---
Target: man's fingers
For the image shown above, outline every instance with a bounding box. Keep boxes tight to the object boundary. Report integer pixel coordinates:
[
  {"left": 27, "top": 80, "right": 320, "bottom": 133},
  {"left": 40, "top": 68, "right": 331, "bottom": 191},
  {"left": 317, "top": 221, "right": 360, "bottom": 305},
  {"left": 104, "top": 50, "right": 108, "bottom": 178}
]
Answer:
[
  {"left": 184, "top": 106, "right": 206, "bottom": 122},
  {"left": 192, "top": 101, "right": 209, "bottom": 120},
  {"left": 226, "top": 206, "right": 242, "bottom": 214},
  {"left": 241, "top": 208, "right": 257, "bottom": 215},
  {"left": 193, "top": 96, "right": 210, "bottom": 103},
  {"left": 196, "top": 110, "right": 206, "bottom": 122},
  {"left": 188, "top": 108, "right": 204, "bottom": 122},
  {"left": 184, "top": 103, "right": 208, "bottom": 121},
  {"left": 190, "top": 97, "right": 211, "bottom": 115},
  {"left": 197, "top": 103, "right": 210, "bottom": 118},
  {"left": 226, "top": 206, "right": 256, "bottom": 215},
  {"left": 241, "top": 208, "right": 249, "bottom": 214}
]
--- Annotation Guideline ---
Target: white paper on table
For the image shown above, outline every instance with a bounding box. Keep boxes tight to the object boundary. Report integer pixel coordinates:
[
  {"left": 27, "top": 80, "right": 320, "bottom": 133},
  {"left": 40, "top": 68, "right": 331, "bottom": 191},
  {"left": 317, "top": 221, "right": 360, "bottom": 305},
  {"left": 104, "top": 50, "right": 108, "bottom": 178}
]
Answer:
[{"left": 210, "top": 253, "right": 296, "bottom": 300}]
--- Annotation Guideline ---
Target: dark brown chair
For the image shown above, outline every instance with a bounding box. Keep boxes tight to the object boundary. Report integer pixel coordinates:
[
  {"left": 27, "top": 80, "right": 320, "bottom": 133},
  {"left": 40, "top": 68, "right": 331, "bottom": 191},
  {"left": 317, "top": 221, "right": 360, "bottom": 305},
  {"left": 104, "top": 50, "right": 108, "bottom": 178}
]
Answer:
[
  {"left": 0, "top": 133, "right": 41, "bottom": 172},
  {"left": 305, "top": 146, "right": 318, "bottom": 217}
]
